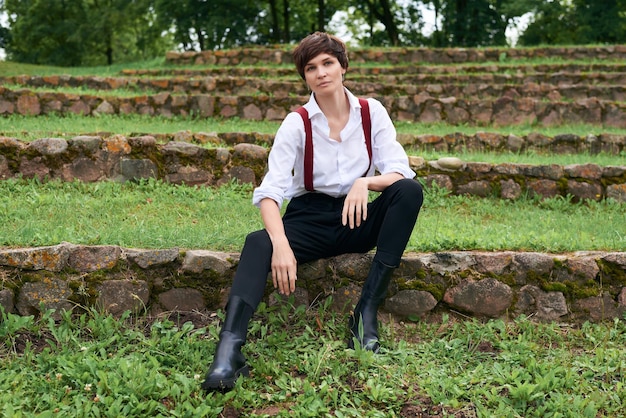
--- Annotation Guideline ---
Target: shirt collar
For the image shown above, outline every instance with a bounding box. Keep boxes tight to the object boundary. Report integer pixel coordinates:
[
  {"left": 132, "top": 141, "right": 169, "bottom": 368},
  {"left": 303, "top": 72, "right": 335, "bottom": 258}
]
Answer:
[{"left": 303, "top": 87, "right": 361, "bottom": 119}]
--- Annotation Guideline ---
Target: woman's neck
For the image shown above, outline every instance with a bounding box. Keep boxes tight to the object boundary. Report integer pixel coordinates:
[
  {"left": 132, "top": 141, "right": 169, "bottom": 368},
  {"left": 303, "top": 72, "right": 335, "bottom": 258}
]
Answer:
[
  {"left": 315, "top": 88, "right": 349, "bottom": 120},
  {"left": 315, "top": 89, "right": 350, "bottom": 141}
]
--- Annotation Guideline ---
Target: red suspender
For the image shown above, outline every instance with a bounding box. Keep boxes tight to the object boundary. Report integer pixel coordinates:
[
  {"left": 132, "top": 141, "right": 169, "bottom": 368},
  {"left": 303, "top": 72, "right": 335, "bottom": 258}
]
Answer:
[
  {"left": 296, "top": 98, "right": 372, "bottom": 192},
  {"left": 360, "top": 98, "right": 372, "bottom": 175}
]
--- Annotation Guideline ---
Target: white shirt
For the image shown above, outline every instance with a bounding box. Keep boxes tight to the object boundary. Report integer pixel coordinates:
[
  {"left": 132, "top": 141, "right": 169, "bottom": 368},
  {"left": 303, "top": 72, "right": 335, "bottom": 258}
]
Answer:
[{"left": 252, "top": 88, "right": 415, "bottom": 208}]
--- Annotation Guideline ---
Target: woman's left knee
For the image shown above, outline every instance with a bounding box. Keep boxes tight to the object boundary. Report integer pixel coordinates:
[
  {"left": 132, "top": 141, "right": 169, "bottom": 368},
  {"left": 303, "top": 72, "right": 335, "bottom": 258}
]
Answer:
[{"left": 394, "top": 178, "right": 424, "bottom": 205}]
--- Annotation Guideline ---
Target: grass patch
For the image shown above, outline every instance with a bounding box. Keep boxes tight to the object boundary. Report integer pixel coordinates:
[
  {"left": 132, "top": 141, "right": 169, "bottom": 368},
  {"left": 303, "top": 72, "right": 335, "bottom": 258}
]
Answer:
[
  {"left": 2, "top": 54, "right": 624, "bottom": 77},
  {"left": 415, "top": 149, "right": 626, "bottom": 166},
  {"left": 0, "top": 178, "right": 624, "bottom": 252},
  {"left": 2, "top": 114, "right": 626, "bottom": 143},
  {"left": 0, "top": 114, "right": 282, "bottom": 140},
  {"left": 0, "top": 58, "right": 169, "bottom": 78},
  {"left": 0, "top": 303, "right": 625, "bottom": 417}
]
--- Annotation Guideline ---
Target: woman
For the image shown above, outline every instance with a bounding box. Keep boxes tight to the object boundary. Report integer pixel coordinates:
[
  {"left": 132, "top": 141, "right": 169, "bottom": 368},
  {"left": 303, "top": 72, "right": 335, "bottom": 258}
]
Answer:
[{"left": 202, "top": 32, "right": 423, "bottom": 391}]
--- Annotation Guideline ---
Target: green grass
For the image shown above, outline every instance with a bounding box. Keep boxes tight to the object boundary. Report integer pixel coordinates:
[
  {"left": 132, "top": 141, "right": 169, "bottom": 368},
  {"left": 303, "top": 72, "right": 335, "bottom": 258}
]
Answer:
[
  {"left": 3, "top": 113, "right": 626, "bottom": 145},
  {"left": 1, "top": 302, "right": 625, "bottom": 417},
  {"left": 0, "top": 179, "right": 624, "bottom": 252},
  {"left": 0, "top": 114, "right": 282, "bottom": 140},
  {"left": 1, "top": 54, "right": 624, "bottom": 77},
  {"left": 0, "top": 58, "right": 169, "bottom": 78},
  {"left": 416, "top": 149, "right": 626, "bottom": 166}
]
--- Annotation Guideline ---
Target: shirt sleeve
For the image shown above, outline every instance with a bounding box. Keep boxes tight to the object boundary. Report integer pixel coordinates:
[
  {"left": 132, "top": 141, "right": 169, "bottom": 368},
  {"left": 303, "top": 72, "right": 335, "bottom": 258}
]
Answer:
[
  {"left": 367, "top": 98, "right": 416, "bottom": 179},
  {"left": 252, "top": 112, "right": 304, "bottom": 208}
]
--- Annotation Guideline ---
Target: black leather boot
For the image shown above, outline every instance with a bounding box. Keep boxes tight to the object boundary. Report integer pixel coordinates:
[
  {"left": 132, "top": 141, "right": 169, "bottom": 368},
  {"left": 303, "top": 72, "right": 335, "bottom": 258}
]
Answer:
[
  {"left": 348, "top": 260, "right": 395, "bottom": 353},
  {"left": 202, "top": 295, "right": 254, "bottom": 391}
]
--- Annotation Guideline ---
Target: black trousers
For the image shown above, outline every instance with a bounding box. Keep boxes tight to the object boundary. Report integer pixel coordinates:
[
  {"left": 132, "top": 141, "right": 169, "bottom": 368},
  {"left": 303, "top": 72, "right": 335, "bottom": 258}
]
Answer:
[{"left": 230, "top": 178, "right": 423, "bottom": 309}]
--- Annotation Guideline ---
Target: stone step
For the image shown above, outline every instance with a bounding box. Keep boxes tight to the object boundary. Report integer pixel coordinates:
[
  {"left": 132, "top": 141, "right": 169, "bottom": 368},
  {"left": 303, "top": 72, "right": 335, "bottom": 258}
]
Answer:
[
  {"left": 1, "top": 243, "right": 624, "bottom": 323},
  {"left": 121, "top": 63, "right": 626, "bottom": 78},
  {"left": 164, "top": 45, "right": 626, "bottom": 66},
  {"left": 1, "top": 135, "right": 624, "bottom": 202},
  {"left": 5, "top": 75, "right": 626, "bottom": 102},
  {"left": 3, "top": 130, "right": 625, "bottom": 155},
  {"left": 2, "top": 87, "right": 626, "bottom": 127}
]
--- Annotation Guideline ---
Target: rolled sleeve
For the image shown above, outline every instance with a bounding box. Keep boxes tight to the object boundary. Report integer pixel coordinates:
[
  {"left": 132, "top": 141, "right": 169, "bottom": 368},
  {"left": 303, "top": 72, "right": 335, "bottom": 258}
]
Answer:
[{"left": 252, "top": 112, "right": 303, "bottom": 208}]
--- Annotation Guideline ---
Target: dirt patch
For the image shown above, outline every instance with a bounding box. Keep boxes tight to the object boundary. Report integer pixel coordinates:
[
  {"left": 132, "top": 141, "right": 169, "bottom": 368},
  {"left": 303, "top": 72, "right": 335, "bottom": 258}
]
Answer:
[{"left": 5, "top": 330, "right": 56, "bottom": 355}]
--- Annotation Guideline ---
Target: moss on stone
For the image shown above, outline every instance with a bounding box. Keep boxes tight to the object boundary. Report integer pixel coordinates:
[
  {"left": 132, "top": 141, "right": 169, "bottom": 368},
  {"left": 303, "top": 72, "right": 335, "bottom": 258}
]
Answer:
[{"left": 396, "top": 278, "right": 445, "bottom": 301}]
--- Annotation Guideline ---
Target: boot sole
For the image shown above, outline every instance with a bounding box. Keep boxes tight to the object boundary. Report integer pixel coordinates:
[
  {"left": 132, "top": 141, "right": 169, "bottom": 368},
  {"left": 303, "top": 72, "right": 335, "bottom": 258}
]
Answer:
[{"left": 201, "top": 365, "right": 250, "bottom": 391}]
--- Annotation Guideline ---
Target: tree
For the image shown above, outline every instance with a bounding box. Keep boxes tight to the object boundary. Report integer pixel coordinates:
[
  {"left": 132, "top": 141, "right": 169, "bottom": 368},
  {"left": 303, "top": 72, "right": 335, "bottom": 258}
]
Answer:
[
  {"left": 517, "top": 0, "right": 577, "bottom": 46},
  {"left": 4, "top": 0, "right": 86, "bottom": 66},
  {"left": 3, "top": 0, "right": 169, "bottom": 66},
  {"left": 517, "top": 0, "right": 626, "bottom": 46},
  {"left": 79, "top": 0, "right": 168, "bottom": 66},
  {"left": 571, "top": 0, "right": 626, "bottom": 44},
  {"left": 344, "top": 0, "right": 426, "bottom": 46},
  {"left": 440, "top": 0, "right": 506, "bottom": 47},
  {"left": 153, "top": 0, "right": 263, "bottom": 50}
]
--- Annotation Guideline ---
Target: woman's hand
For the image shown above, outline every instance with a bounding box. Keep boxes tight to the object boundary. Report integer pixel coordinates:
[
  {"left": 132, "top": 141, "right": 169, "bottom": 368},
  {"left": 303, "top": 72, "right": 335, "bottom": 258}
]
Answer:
[
  {"left": 342, "top": 177, "right": 370, "bottom": 229},
  {"left": 259, "top": 198, "right": 298, "bottom": 296},
  {"left": 270, "top": 238, "right": 298, "bottom": 296}
]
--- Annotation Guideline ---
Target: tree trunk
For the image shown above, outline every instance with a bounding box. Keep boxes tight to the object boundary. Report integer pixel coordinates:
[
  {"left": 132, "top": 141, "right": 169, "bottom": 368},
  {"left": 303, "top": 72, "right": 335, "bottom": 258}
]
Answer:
[
  {"left": 269, "top": 0, "right": 280, "bottom": 43},
  {"left": 318, "top": 0, "right": 325, "bottom": 32},
  {"left": 282, "top": 0, "right": 290, "bottom": 43},
  {"left": 379, "top": 0, "right": 399, "bottom": 45}
]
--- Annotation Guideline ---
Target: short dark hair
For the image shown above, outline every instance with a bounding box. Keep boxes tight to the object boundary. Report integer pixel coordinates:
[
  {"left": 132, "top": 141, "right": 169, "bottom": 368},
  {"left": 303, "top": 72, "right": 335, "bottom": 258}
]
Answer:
[{"left": 293, "top": 32, "right": 349, "bottom": 80}]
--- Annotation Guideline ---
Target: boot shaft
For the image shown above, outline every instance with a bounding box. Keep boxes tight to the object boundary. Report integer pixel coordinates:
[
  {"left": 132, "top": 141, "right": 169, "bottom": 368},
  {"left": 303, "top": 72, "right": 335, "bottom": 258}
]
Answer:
[
  {"left": 359, "top": 259, "right": 395, "bottom": 306},
  {"left": 220, "top": 295, "right": 254, "bottom": 341}
]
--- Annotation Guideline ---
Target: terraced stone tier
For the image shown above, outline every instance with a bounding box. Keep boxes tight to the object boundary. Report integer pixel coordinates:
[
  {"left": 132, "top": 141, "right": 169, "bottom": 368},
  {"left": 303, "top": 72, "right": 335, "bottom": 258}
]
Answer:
[
  {"left": 5, "top": 75, "right": 626, "bottom": 101},
  {"left": 1, "top": 136, "right": 624, "bottom": 202},
  {"left": 121, "top": 63, "right": 626, "bottom": 77},
  {"left": 1, "top": 243, "right": 624, "bottom": 323},
  {"left": 164, "top": 45, "right": 626, "bottom": 66},
  {"left": 2, "top": 88, "right": 626, "bottom": 127}
]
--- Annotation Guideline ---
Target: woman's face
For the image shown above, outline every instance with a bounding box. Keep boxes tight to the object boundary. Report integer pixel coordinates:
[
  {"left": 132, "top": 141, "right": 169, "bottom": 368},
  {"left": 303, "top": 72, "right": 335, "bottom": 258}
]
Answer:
[{"left": 303, "top": 53, "right": 346, "bottom": 96}]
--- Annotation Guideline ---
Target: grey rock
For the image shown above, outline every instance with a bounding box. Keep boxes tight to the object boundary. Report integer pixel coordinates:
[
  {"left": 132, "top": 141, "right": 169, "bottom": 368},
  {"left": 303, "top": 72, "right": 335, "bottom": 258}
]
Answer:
[
  {"left": 125, "top": 248, "right": 179, "bottom": 269},
  {"left": 385, "top": 290, "right": 438, "bottom": 317},
  {"left": 16, "top": 278, "right": 73, "bottom": 317},
  {"left": 96, "top": 280, "right": 150, "bottom": 317},
  {"left": 443, "top": 277, "right": 513, "bottom": 318},
  {"left": 181, "top": 250, "right": 233, "bottom": 274}
]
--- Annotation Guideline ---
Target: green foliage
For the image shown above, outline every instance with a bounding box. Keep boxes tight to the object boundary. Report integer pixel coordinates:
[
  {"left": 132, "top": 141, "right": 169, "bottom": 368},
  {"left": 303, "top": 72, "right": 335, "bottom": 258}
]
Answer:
[
  {"left": 1, "top": 306, "right": 626, "bottom": 416},
  {"left": 519, "top": 0, "right": 626, "bottom": 46},
  {"left": 3, "top": 0, "right": 170, "bottom": 66},
  {"left": 6, "top": 0, "right": 624, "bottom": 67},
  {"left": 152, "top": 0, "right": 262, "bottom": 50}
]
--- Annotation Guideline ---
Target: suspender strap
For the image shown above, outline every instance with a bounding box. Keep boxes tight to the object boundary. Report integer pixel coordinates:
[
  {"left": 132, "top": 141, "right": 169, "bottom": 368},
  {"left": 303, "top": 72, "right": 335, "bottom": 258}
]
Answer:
[
  {"left": 297, "top": 98, "right": 372, "bottom": 192},
  {"left": 359, "top": 98, "right": 372, "bottom": 176}
]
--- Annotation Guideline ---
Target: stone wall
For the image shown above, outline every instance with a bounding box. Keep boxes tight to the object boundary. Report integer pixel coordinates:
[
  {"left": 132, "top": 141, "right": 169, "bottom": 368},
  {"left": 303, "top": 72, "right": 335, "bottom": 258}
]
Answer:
[
  {"left": 2, "top": 87, "right": 626, "bottom": 127},
  {"left": 1, "top": 135, "right": 625, "bottom": 202},
  {"left": 164, "top": 45, "right": 626, "bottom": 66},
  {"left": 1, "top": 243, "right": 625, "bottom": 323},
  {"left": 4, "top": 74, "right": 626, "bottom": 102}
]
